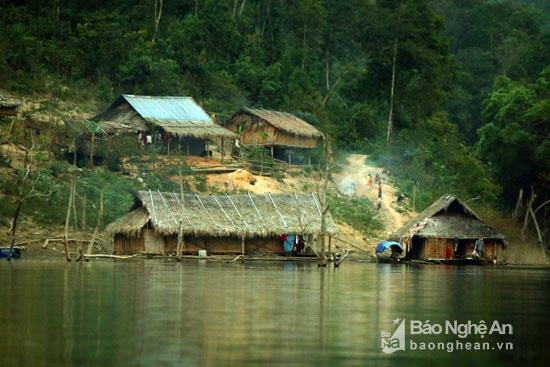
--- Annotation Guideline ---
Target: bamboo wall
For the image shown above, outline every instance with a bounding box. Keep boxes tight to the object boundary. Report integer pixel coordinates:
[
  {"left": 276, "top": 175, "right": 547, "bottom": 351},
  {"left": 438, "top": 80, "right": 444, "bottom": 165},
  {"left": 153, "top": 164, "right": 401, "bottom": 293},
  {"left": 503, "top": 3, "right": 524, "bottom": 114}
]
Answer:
[
  {"left": 424, "top": 237, "right": 450, "bottom": 259},
  {"left": 143, "top": 229, "right": 165, "bottom": 254},
  {"left": 227, "top": 116, "right": 319, "bottom": 148},
  {"left": 115, "top": 229, "right": 290, "bottom": 256},
  {"left": 113, "top": 234, "right": 144, "bottom": 255},
  {"left": 418, "top": 237, "right": 502, "bottom": 261},
  {"left": 147, "top": 234, "right": 284, "bottom": 255}
]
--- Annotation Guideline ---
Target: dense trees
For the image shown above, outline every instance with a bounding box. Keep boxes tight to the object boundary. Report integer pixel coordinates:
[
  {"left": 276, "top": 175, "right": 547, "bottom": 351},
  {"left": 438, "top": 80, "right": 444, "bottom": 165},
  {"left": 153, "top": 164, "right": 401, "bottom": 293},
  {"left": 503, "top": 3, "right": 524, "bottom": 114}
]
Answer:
[
  {"left": 477, "top": 68, "right": 550, "bottom": 205},
  {"left": 0, "top": 1, "right": 548, "bottom": 231}
]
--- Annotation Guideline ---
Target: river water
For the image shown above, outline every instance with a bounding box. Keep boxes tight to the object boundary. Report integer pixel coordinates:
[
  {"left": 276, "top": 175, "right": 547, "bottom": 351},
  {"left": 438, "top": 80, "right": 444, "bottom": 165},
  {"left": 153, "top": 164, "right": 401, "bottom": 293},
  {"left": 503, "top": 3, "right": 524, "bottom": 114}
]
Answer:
[{"left": 1, "top": 259, "right": 549, "bottom": 367}]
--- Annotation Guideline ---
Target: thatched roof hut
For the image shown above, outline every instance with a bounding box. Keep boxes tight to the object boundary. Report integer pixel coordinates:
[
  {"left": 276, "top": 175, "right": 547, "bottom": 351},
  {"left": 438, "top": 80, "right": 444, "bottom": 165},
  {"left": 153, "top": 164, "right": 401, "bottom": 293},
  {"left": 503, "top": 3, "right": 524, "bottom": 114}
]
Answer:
[
  {"left": 0, "top": 91, "right": 21, "bottom": 117},
  {"left": 108, "top": 190, "right": 336, "bottom": 237},
  {"left": 225, "top": 107, "right": 323, "bottom": 148},
  {"left": 390, "top": 194, "right": 505, "bottom": 262},
  {"left": 106, "top": 190, "right": 337, "bottom": 255}
]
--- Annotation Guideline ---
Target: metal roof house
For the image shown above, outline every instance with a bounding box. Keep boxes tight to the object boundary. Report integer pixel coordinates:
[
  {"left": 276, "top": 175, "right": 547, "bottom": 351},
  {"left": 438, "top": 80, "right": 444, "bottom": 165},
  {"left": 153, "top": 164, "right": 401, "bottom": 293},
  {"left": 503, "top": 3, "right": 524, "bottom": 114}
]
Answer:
[
  {"left": 224, "top": 107, "right": 324, "bottom": 164},
  {"left": 81, "top": 95, "right": 236, "bottom": 158},
  {"left": 106, "top": 190, "right": 337, "bottom": 256},
  {"left": 390, "top": 194, "right": 506, "bottom": 264}
]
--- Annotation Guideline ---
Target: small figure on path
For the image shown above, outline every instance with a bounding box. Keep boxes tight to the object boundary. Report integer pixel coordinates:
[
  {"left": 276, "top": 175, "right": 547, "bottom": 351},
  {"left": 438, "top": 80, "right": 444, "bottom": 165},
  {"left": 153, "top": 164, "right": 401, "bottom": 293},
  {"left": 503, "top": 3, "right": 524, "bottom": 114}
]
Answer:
[{"left": 367, "top": 174, "right": 373, "bottom": 190}]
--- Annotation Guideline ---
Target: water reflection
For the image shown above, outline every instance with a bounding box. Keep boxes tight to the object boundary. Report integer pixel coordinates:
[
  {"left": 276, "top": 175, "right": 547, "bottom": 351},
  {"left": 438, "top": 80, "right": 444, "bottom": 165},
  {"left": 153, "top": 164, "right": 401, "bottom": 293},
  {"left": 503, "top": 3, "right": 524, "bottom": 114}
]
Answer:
[{"left": 1, "top": 260, "right": 549, "bottom": 366}]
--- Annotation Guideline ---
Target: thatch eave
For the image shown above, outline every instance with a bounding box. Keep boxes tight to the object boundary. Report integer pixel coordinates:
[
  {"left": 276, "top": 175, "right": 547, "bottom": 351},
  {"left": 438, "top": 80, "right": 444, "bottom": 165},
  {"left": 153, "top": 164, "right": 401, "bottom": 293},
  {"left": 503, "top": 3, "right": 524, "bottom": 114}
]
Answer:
[
  {"left": 108, "top": 191, "right": 337, "bottom": 239},
  {"left": 390, "top": 194, "right": 505, "bottom": 242},
  {"left": 232, "top": 107, "right": 324, "bottom": 139}
]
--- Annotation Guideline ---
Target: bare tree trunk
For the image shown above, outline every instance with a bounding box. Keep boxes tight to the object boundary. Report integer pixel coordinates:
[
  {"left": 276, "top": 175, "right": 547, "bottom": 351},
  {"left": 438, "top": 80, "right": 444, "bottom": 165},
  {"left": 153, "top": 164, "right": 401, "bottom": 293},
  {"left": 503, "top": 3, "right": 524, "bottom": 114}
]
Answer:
[
  {"left": 318, "top": 135, "right": 332, "bottom": 267},
  {"left": 63, "top": 180, "right": 74, "bottom": 262},
  {"left": 86, "top": 189, "right": 104, "bottom": 257},
  {"left": 386, "top": 2, "right": 403, "bottom": 146},
  {"left": 512, "top": 189, "right": 523, "bottom": 220},
  {"left": 528, "top": 206, "right": 547, "bottom": 263},
  {"left": 152, "top": 0, "right": 163, "bottom": 44},
  {"left": 522, "top": 189, "right": 536, "bottom": 239},
  {"left": 81, "top": 194, "right": 87, "bottom": 230},
  {"left": 386, "top": 36, "right": 398, "bottom": 146},
  {"left": 232, "top": 0, "right": 247, "bottom": 18},
  {"left": 88, "top": 131, "right": 95, "bottom": 170},
  {"left": 7, "top": 199, "right": 23, "bottom": 261}
]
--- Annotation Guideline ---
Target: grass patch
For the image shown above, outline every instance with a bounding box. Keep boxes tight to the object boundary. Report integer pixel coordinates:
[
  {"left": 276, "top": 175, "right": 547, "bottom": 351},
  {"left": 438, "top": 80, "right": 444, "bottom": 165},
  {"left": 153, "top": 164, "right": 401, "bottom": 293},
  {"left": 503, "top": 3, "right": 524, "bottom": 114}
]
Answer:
[{"left": 326, "top": 189, "right": 383, "bottom": 237}]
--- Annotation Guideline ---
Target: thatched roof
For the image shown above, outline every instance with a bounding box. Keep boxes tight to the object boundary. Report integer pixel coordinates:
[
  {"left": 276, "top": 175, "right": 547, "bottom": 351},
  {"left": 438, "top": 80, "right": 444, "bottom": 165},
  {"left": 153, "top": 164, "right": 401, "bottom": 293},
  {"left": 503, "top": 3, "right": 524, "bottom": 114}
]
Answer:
[
  {"left": 232, "top": 107, "right": 323, "bottom": 138},
  {"left": 106, "top": 191, "right": 337, "bottom": 238},
  {"left": 390, "top": 194, "right": 505, "bottom": 241},
  {"left": 0, "top": 91, "right": 21, "bottom": 116},
  {"left": 92, "top": 95, "right": 236, "bottom": 139}
]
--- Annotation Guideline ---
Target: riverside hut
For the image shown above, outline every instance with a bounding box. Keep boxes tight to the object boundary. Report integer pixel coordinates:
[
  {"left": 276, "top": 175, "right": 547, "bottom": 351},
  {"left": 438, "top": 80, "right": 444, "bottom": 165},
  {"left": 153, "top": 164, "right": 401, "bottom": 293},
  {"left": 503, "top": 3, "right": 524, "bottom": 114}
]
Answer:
[
  {"left": 106, "top": 190, "right": 337, "bottom": 256},
  {"left": 83, "top": 94, "right": 236, "bottom": 158},
  {"left": 224, "top": 107, "right": 324, "bottom": 165},
  {"left": 390, "top": 194, "right": 506, "bottom": 264}
]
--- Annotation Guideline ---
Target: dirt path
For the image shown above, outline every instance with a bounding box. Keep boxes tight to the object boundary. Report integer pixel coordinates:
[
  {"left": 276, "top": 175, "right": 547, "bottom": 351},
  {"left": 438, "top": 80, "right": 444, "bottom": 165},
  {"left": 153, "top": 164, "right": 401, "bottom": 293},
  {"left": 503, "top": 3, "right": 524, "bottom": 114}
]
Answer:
[
  {"left": 333, "top": 153, "right": 414, "bottom": 236},
  {"left": 205, "top": 153, "right": 414, "bottom": 253}
]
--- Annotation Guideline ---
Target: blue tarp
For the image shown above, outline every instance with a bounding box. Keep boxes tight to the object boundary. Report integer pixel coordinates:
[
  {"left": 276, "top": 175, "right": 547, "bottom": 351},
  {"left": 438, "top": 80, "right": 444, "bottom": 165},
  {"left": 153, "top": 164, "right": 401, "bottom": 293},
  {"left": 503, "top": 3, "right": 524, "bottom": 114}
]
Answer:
[
  {"left": 283, "top": 234, "right": 296, "bottom": 252},
  {"left": 375, "top": 241, "right": 403, "bottom": 254}
]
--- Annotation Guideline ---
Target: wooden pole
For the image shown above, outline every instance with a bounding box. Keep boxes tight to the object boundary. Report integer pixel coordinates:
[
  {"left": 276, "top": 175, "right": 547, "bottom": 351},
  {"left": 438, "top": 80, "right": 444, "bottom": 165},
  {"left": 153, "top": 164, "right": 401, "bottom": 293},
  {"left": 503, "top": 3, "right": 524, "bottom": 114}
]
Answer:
[
  {"left": 318, "top": 135, "right": 331, "bottom": 267},
  {"left": 177, "top": 174, "right": 185, "bottom": 261},
  {"left": 86, "top": 189, "right": 104, "bottom": 257},
  {"left": 413, "top": 182, "right": 417, "bottom": 212},
  {"left": 63, "top": 180, "right": 74, "bottom": 262}
]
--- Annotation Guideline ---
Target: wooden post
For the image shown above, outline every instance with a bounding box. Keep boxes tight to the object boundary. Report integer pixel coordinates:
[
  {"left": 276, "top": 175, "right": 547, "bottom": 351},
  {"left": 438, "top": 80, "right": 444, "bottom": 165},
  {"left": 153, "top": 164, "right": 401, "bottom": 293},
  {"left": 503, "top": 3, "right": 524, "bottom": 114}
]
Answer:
[
  {"left": 177, "top": 220, "right": 184, "bottom": 261},
  {"left": 177, "top": 174, "right": 186, "bottom": 262},
  {"left": 86, "top": 189, "right": 104, "bottom": 257},
  {"left": 318, "top": 135, "right": 331, "bottom": 267},
  {"left": 63, "top": 180, "right": 74, "bottom": 262},
  {"left": 412, "top": 182, "right": 417, "bottom": 212}
]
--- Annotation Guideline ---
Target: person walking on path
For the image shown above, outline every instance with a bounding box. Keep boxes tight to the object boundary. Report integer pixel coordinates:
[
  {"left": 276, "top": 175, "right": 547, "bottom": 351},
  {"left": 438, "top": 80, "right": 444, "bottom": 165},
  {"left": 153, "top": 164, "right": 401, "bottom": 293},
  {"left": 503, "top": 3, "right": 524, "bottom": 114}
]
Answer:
[
  {"left": 367, "top": 174, "right": 373, "bottom": 190},
  {"left": 378, "top": 182, "right": 382, "bottom": 199}
]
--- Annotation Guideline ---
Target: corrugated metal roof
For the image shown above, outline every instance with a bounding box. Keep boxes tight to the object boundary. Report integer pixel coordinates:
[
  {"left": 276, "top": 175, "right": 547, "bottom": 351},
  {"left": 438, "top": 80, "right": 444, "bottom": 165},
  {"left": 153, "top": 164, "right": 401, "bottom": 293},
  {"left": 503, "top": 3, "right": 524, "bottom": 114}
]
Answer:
[
  {"left": 92, "top": 95, "right": 236, "bottom": 139},
  {"left": 123, "top": 95, "right": 212, "bottom": 123}
]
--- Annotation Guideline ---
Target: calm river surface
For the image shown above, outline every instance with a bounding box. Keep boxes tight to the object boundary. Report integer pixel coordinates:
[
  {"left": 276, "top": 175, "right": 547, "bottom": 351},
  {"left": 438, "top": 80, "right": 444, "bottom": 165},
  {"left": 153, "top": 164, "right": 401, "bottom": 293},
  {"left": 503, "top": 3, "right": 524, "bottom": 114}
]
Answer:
[{"left": 1, "top": 259, "right": 549, "bottom": 367}]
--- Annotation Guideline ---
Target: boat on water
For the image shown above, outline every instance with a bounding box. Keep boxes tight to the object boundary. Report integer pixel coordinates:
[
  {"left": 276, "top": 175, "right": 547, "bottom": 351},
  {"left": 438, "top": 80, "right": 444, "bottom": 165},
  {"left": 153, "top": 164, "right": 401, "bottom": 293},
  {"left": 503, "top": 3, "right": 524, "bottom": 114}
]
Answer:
[
  {"left": 0, "top": 247, "right": 22, "bottom": 258},
  {"left": 375, "top": 241, "right": 403, "bottom": 263}
]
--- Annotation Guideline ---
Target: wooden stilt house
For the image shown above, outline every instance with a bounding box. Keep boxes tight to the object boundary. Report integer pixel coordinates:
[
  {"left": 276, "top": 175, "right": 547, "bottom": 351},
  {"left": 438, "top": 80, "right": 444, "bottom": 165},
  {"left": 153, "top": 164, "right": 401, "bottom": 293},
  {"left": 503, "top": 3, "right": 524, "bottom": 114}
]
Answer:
[
  {"left": 224, "top": 108, "right": 324, "bottom": 165},
  {"left": 390, "top": 194, "right": 506, "bottom": 263},
  {"left": 106, "top": 190, "right": 337, "bottom": 256}
]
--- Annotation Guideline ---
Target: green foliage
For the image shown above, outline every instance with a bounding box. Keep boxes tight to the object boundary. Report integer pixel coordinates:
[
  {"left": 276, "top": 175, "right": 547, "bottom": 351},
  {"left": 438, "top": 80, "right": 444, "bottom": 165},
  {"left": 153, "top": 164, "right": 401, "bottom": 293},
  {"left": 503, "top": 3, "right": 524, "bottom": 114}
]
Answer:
[
  {"left": 476, "top": 70, "right": 549, "bottom": 206},
  {"left": 326, "top": 191, "right": 383, "bottom": 237},
  {"left": 376, "top": 113, "right": 501, "bottom": 210}
]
